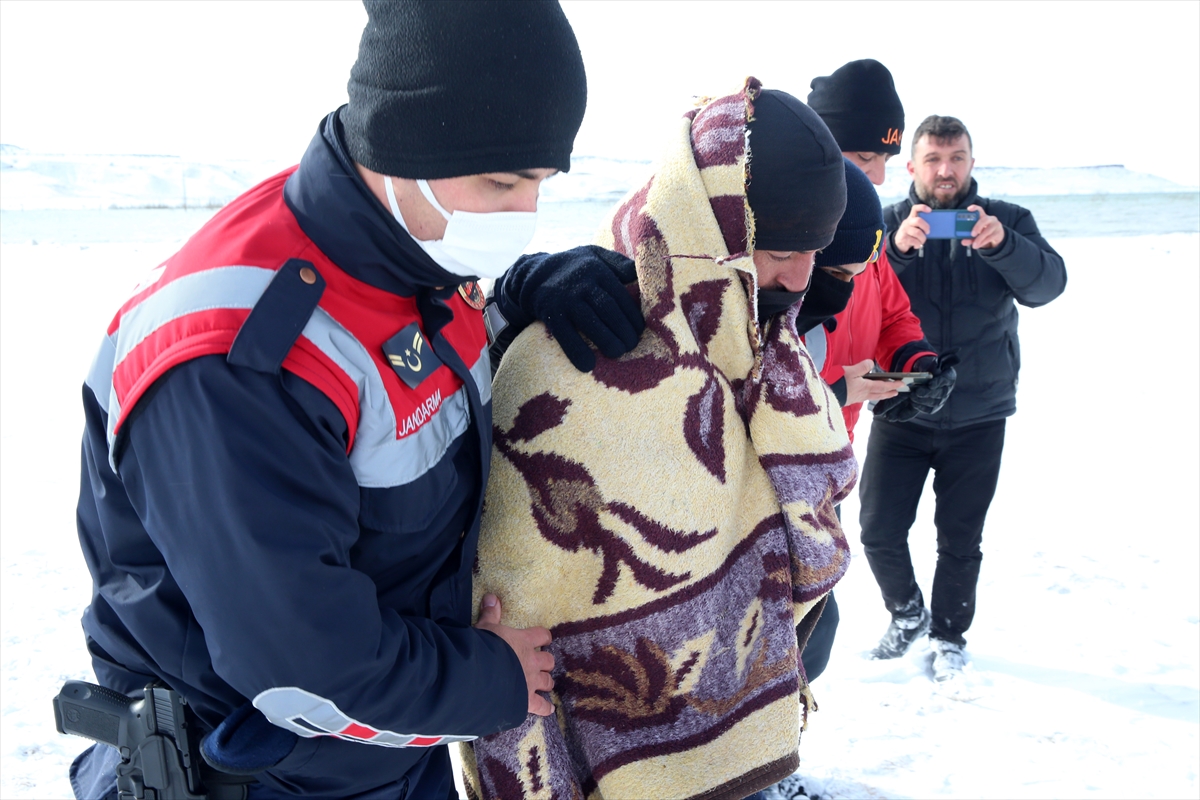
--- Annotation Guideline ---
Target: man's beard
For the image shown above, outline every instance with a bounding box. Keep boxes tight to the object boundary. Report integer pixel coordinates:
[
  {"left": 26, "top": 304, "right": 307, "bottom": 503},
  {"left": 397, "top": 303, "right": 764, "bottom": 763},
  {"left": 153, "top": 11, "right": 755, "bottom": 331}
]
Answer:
[{"left": 916, "top": 179, "right": 971, "bottom": 209}]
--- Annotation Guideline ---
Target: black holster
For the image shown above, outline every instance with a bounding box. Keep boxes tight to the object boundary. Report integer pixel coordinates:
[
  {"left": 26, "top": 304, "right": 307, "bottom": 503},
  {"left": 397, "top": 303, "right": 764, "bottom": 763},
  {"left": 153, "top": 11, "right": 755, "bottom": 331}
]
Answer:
[{"left": 55, "top": 680, "right": 257, "bottom": 800}]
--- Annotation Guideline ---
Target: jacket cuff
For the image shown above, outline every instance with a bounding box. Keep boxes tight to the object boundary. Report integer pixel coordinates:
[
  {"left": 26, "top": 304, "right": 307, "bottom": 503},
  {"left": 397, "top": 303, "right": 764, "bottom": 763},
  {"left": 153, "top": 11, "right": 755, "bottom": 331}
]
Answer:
[
  {"left": 901, "top": 351, "right": 937, "bottom": 372},
  {"left": 474, "top": 628, "right": 531, "bottom": 732},
  {"left": 977, "top": 227, "right": 1017, "bottom": 261},
  {"left": 885, "top": 231, "right": 919, "bottom": 267},
  {"left": 830, "top": 377, "right": 848, "bottom": 407},
  {"left": 889, "top": 338, "right": 936, "bottom": 373}
]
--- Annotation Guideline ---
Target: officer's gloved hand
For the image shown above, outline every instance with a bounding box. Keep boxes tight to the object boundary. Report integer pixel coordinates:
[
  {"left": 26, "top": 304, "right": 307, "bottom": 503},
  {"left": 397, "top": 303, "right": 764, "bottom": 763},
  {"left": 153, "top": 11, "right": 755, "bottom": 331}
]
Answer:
[
  {"left": 490, "top": 245, "right": 644, "bottom": 372},
  {"left": 909, "top": 351, "right": 959, "bottom": 415}
]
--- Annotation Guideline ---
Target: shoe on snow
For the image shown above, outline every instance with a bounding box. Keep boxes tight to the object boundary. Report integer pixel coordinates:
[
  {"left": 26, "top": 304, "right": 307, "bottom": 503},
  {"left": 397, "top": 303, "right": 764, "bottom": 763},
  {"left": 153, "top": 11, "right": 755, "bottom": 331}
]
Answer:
[
  {"left": 769, "top": 774, "right": 818, "bottom": 800},
  {"left": 870, "top": 606, "right": 931, "bottom": 659},
  {"left": 931, "top": 637, "right": 966, "bottom": 682}
]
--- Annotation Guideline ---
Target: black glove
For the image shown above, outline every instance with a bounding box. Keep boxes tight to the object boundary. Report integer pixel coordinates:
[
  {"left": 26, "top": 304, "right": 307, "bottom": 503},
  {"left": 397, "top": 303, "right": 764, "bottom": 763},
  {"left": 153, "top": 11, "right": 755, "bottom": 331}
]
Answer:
[
  {"left": 908, "top": 351, "right": 959, "bottom": 415},
  {"left": 490, "top": 245, "right": 644, "bottom": 372},
  {"left": 872, "top": 350, "right": 959, "bottom": 422},
  {"left": 872, "top": 391, "right": 921, "bottom": 423}
]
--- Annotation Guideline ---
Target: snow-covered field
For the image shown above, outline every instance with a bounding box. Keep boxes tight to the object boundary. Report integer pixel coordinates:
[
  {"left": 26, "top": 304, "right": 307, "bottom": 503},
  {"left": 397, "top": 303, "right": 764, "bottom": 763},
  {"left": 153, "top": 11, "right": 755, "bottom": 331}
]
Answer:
[{"left": 1, "top": 219, "right": 1197, "bottom": 798}]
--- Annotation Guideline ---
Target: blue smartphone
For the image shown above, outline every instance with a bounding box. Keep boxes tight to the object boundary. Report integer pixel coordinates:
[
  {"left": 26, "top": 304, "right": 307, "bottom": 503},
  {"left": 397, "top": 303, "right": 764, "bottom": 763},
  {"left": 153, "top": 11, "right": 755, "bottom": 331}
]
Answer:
[{"left": 918, "top": 209, "right": 979, "bottom": 239}]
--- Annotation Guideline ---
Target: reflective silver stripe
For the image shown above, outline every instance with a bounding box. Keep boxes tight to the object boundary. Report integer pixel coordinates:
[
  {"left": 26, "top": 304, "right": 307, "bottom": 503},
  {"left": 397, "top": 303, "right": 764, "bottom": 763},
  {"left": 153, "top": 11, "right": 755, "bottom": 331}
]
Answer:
[
  {"left": 469, "top": 343, "right": 491, "bottom": 406},
  {"left": 299, "top": 307, "right": 473, "bottom": 488},
  {"left": 253, "top": 686, "right": 476, "bottom": 748},
  {"left": 804, "top": 323, "right": 827, "bottom": 373},
  {"left": 99, "top": 265, "right": 481, "bottom": 488},
  {"left": 86, "top": 333, "right": 117, "bottom": 415},
  {"left": 113, "top": 266, "right": 275, "bottom": 371},
  {"left": 87, "top": 332, "right": 126, "bottom": 472},
  {"left": 103, "top": 266, "right": 274, "bottom": 467}
]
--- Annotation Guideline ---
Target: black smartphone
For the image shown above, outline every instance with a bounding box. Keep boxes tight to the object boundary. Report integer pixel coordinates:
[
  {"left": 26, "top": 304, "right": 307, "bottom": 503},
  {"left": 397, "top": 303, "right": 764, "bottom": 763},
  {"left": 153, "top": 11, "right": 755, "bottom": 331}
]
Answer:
[
  {"left": 862, "top": 372, "right": 932, "bottom": 385},
  {"left": 918, "top": 210, "right": 979, "bottom": 239}
]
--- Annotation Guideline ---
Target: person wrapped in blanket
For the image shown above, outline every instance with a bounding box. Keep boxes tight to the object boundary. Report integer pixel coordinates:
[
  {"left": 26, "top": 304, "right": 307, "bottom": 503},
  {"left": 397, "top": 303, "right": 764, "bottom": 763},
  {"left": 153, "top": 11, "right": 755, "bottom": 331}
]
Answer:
[{"left": 467, "top": 79, "right": 857, "bottom": 800}]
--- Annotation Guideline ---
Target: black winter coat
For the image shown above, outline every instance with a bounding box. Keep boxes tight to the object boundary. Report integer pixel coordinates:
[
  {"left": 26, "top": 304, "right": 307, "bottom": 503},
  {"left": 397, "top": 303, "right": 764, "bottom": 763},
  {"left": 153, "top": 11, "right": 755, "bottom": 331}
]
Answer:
[{"left": 884, "top": 179, "right": 1066, "bottom": 429}]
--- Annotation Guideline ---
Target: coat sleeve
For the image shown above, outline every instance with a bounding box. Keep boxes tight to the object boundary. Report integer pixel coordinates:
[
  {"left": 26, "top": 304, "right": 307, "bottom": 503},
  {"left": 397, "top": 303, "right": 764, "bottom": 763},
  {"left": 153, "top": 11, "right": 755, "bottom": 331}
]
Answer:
[
  {"left": 883, "top": 203, "right": 920, "bottom": 276},
  {"left": 872, "top": 254, "right": 937, "bottom": 372},
  {"left": 119, "top": 355, "right": 528, "bottom": 744},
  {"left": 825, "top": 376, "right": 848, "bottom": 407},
  {"left": 978, "top": 204, "right": 1067, "bottom": 307}
]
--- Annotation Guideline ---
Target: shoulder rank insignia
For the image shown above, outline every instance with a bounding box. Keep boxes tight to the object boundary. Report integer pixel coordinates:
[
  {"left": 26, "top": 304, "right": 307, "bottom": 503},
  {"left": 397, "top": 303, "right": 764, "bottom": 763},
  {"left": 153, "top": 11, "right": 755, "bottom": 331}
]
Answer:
[
  {"left": 458, "top": 281, "right": 486, "bottom": 310},
  {"left": 383, "top": 322, "right": 443, "bottom": 389}
]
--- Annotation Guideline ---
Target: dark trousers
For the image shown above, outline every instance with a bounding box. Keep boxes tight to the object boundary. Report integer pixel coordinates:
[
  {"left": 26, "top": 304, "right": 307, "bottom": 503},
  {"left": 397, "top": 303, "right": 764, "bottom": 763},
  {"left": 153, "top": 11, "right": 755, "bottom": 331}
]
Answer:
[
  {"left": 799, "top": 507, "right": 840, "bottom": 682},
  {"left": 800, "top": 591, "right": 838, "bottom": 682},
  {"left": 858, "top": 417, "right": 1006, "bottom": 646}
]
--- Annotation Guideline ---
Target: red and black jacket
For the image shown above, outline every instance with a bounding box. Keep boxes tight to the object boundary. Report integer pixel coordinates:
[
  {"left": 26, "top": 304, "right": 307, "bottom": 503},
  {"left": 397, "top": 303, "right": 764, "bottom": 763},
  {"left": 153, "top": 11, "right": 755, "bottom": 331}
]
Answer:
[{"left": 804, "top": 250, "right": 935, "bottom": 441}]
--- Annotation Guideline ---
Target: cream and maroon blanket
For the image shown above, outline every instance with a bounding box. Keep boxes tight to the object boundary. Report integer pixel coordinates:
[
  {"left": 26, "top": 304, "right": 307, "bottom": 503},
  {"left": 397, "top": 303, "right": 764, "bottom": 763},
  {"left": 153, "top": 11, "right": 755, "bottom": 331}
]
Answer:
[{"left": 465, "top": 78, "right": 856, "bottom": 800}]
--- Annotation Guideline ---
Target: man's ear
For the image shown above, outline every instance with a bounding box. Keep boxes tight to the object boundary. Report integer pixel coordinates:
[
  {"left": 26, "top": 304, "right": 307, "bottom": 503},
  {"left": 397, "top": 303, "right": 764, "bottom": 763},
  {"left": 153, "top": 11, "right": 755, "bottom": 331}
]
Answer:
[{"left": 907, "top": 160, "right": 916, "bottom": 177}]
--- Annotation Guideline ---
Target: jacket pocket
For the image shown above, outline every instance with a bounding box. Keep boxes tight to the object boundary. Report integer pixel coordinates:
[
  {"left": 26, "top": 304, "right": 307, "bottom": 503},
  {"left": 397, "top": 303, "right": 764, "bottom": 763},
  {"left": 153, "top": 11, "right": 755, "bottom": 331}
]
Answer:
[{"left": 1005, "top": 332, "right": 1020, "bottom": 387}]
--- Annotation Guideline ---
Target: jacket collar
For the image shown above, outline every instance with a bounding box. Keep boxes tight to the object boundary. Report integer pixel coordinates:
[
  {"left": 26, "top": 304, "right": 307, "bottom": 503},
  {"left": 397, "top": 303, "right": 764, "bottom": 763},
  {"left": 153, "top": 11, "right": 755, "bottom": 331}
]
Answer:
[
  {"left": 283, "top": 107, "right": 462, "bottom": 297},
  {"left": 905, "top": 176, "right": 981, "bottom": 210}
]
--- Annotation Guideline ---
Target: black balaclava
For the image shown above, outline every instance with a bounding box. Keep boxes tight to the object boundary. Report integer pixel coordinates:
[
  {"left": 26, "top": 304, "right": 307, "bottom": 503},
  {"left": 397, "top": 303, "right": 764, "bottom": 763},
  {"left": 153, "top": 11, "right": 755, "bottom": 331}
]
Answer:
[
  {"left": 807, "top": 59, "right": 905, "bottom": 155},
  {"left": 746, "top": 90, "right": 846, "bottom": 254},
  {"left": 343, "top": 0, "right": 587, "bottom": 179},
  {"left": 796, "top": 269, "right": 854, "bottom": 327},
  {"left": 759, "top": 269, "right": 855, "bottom": 328}
]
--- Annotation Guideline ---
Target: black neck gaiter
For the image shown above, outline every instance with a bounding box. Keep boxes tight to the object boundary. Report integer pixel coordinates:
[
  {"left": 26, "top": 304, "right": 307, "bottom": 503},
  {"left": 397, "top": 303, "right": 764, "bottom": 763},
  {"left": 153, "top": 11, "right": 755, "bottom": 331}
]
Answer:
[
  {"left": 757, "top": 288, "right": 806, "bottom": 326},
  {"left": 794, "top": 268, "right": 855, "bottom": 334}
]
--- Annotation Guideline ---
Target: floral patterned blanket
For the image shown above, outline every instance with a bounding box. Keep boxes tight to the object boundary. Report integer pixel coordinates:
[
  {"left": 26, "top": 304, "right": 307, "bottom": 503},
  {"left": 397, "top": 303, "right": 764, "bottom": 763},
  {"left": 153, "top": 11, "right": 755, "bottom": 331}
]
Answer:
[{"left": 465, "top": 78, "right": 856, "bottom": 800}]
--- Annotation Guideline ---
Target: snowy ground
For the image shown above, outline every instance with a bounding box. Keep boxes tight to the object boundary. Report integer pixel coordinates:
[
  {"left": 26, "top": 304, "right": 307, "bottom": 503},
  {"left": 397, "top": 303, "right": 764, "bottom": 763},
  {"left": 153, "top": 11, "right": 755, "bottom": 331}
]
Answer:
[{"left": 1, "top": 224, "right": 1196, "bottom": 798}]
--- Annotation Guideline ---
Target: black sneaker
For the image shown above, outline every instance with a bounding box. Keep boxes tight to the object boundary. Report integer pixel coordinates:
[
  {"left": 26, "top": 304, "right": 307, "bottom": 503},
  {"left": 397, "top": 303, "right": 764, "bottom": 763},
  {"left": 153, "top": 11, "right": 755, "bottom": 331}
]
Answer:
[{"left": 870, "top": 606, "right": 931, "bottom": 659}]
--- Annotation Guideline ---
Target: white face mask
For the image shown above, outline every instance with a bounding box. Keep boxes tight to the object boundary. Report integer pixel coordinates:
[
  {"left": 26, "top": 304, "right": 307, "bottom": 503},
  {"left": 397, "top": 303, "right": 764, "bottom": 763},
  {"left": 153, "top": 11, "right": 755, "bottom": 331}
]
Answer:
[{"left": 384, "top": 176, "right": 538, "bottom": 280}]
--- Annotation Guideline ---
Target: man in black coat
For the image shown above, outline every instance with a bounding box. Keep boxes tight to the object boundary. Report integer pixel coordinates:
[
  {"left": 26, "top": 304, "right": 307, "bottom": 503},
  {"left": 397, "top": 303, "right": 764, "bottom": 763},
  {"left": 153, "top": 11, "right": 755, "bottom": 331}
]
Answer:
[{"left": 861, "top": 115, "right": 1066, "bottom": 680}]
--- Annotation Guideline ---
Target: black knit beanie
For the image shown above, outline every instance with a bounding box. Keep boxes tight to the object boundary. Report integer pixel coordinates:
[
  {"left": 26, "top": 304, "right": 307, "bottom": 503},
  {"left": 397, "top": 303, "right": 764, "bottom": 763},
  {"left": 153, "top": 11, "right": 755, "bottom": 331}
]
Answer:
[
  {"left": 746, "top": 90, "right": 846, "bottom": 253},
  {"left": 815, "top": 158, "right": 885, "bottom": 268},
  {"left": 343, "top": 0, "right": 587, "bottom": 179},
  {"left": 807, "top": 59, "right": 905, "bottom": 155}
]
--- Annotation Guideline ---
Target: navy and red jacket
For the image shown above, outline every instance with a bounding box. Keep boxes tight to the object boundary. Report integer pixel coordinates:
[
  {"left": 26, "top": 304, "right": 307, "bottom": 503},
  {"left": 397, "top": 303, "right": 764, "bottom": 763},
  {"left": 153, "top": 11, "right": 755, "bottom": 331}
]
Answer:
[
  {"left": 74, "top": 110, "right": 526, "bottom": 797},
  {"left": 803, "top": 249, "right": 935, "bottom": 442}
]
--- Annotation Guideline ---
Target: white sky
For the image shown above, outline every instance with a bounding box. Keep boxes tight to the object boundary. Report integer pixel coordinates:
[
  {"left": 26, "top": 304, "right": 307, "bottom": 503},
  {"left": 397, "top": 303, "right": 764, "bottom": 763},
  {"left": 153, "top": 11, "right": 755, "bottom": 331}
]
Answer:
[{"left": 2, "top": 0, "right": 1198, "bottom": 185}]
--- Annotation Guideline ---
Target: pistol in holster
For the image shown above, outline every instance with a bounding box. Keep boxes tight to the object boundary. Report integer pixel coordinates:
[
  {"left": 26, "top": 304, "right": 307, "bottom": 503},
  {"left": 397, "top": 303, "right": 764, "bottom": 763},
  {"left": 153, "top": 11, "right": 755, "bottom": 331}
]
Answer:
[{"left": 53, "top": 680, "right": 253, "bottom": 800}]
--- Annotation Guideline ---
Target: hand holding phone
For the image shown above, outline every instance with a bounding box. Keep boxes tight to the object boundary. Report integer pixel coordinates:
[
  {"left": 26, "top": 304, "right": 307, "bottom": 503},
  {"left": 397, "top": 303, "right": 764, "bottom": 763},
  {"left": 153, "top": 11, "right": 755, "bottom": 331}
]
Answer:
[
  {"left": 916, "top": 210, "right": 979, "bottom": 240},
  {"left": 842, "top": 359, "right": 906, "bottom": 405},
  {"left": 893, "top": 204, "right": 932, "bottom": 254},
  {"left": 962, "top": 204, "right": 1006, "bottom": 249}
]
